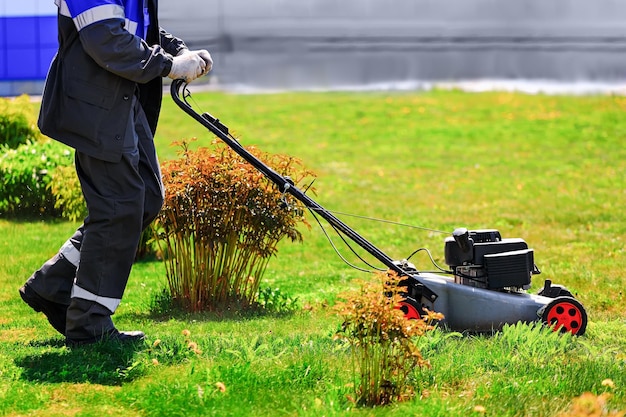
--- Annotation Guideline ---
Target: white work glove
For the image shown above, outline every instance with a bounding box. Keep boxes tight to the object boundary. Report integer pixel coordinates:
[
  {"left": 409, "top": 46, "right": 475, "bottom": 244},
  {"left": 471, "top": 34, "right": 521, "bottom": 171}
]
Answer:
[
  {"left": 168, "top": 51, "right": 209, "bottom": 82},
  {"left": 194, "top": 49, "right": 213, "bottom": 75}
]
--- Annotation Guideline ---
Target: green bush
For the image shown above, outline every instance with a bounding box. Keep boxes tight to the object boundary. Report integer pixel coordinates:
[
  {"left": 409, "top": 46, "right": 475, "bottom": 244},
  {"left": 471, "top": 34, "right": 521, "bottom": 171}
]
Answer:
[
  {"left": 0, "top": 95, "right": 41, "bottom": 149},
  {"left": 47, "top": 164, "right": 86, "bottom": 222},
  {"left": 0, "top": 95, "right": 84, "bottom": 220},
  {"left": 0, "top": 140, "right": 74, "bottom": 217}
]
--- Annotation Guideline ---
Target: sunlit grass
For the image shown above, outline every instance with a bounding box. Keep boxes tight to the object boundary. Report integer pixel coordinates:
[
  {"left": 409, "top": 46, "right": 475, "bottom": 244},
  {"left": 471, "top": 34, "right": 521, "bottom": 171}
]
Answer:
[{"left": 2, "top": 89, "right": 625, "bottom": 416}]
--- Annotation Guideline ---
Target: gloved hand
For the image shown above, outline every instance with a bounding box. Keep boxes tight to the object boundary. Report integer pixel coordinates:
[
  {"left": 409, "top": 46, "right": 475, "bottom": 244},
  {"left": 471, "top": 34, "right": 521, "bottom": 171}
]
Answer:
[
  {"left": 175, "top": 49, "right": 213, "bottom": 77},
  {"left": 194, "top": 49, "right": 213, "bottom": 75},
  {"left": 168, "top": 51, "right": 207, "bottom": 82}
]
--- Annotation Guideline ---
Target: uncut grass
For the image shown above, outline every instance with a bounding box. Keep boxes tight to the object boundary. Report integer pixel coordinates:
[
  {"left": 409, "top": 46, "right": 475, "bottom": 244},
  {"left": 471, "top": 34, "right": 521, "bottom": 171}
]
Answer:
[{"left": 1, "top": 90, "right": 625, "bottom": 416}]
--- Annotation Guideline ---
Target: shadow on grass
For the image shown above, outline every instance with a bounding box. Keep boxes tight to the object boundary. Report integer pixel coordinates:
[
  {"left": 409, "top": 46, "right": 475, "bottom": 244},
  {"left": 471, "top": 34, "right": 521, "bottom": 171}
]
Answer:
[
  {"left": 128, "top": 304, "right": 299, "bottom": 325},
  {"left": 15, "top": 338, "right": 146, "bottom": 385},
  {"left": 134, "top": 287, "right": 300, "bottom": 323}
]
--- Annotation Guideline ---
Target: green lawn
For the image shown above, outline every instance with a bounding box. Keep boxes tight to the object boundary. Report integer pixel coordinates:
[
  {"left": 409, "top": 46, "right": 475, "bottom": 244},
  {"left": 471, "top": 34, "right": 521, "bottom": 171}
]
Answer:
[{"left": 1, "top": 89, "right": 624, "bottom": 416}]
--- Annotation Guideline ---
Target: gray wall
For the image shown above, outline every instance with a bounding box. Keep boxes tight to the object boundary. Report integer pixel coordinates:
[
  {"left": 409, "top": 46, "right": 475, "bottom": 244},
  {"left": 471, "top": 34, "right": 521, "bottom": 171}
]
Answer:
[
  {"left": 4, "top": 0, "right": 624, "bottom": 95},
  {"left": 160, "top": 0, "right": 626, "bottom": 90}
]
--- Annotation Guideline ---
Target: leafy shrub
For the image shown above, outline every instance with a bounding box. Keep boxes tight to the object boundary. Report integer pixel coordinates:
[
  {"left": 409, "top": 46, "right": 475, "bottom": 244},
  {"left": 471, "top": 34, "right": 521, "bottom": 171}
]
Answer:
[
  {"left": 47, "top": 164, "right": 86, "bottom": 222},
  {"left": 335, "top": 271, "right": 443, "bottom": 407},
  {"left": 155, "top": 140, "right": 313, "bottom": 312},
  {"left": 0, "top": 96, "right": 87, "bottom": 221},
  {"left": 0, "top": 95, "right": 41, "bottom": 149},
  {"left": 0, "top": 140, "right": 74, "bottom": 217}
]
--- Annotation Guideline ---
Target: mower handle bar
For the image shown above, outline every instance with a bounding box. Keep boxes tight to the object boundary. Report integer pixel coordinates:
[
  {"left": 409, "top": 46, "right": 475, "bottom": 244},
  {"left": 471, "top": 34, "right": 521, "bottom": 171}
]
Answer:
[{"left": 169, "top": 79, "right": 437, "bottom": 302}]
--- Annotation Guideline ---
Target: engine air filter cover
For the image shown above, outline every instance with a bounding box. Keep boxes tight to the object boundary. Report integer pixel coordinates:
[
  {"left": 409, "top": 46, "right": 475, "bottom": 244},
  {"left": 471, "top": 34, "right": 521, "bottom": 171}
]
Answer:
[{"left": 484, "top": 248, "right": 534, "bottom": 289}]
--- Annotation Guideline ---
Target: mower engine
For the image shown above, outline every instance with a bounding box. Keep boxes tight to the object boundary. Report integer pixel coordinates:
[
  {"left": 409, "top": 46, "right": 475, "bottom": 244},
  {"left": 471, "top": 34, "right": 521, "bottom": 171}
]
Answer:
[{"left": 444, "top": 228, "right": 540, "bottom": 292}]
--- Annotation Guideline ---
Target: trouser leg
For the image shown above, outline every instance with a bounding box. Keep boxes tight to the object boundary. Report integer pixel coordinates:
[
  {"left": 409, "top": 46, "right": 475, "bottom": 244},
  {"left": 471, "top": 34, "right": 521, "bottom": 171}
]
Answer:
[
  {"left": 65, "top": 148, "right": 144, "bottom": 339},
  {"left": 25, "top": 226, "right": 83, "bottom": 306},
  {"left": 22, "top": 97, "right": 163, "bottom": 339},
  {"left": 65, "top": 99, "right": 163, "bottom": 341},
  {"left": 20, "top": 226, "right": 83, "bottom": 335}
]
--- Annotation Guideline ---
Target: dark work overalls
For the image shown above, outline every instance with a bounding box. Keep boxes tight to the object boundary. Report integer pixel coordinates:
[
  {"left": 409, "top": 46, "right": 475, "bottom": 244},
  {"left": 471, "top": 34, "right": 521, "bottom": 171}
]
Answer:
[{"left": 24, "top": 0, "right": 187, "bottom": 341}]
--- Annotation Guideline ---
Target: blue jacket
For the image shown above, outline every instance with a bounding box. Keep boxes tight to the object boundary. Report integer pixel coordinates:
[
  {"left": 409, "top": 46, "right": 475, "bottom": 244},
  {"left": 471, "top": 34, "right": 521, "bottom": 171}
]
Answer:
[{"left": 39, "top": 0, "right": 187, "bottom": 162}]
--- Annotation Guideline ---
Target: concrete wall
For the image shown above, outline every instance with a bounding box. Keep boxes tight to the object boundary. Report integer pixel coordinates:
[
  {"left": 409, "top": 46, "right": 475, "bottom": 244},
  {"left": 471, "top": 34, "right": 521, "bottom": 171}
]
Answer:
[
  {"left": 3, "top": 0, "right": 626, "bottom": 94},
  {"left": 160, "top": 0, "right": 626, "bottom": 90}
]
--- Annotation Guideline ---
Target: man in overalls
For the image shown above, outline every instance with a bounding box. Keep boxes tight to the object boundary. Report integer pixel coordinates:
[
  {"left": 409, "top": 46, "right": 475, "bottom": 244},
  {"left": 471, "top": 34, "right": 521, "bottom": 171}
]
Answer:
[{"left": 19, "top": 0, "right": 212, "bottom": 346}]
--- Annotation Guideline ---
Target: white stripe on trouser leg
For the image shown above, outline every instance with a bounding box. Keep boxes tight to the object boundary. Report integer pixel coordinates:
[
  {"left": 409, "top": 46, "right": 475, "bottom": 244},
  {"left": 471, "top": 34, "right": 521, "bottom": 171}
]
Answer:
[
  {"left": 59, "top": 239, "right": 80, "bottom": 268},
  {"left": 71, "top": 284, "right": 121, "bottom": 313}
]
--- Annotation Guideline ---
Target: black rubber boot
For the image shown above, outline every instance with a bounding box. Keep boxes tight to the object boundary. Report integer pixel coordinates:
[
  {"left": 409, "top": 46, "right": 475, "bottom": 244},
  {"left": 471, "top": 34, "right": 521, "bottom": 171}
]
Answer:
[
  {"left": 65, "top": 298, "right": 144, "bottom": 347},
  {"left": 19, "top": 284, "right": 69, "bottom": 335},
  {"left": 66, "top": 328, "right": 146, "bottom": 347}
]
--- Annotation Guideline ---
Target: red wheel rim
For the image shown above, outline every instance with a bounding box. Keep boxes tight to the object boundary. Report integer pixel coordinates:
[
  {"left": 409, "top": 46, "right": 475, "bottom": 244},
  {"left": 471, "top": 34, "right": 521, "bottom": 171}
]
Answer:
[
  {"left": 546, "top": 301, "right": 584, "bottom": 335},
  {"left": 396, "top": 301, "right": 421, "bottom": 320}
]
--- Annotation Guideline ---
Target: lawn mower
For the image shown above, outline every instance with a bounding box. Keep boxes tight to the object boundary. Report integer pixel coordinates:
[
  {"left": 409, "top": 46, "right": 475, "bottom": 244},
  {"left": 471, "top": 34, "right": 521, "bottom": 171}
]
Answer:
[{"left": 170, "top": 79, "right": 588, "bottom": 336}]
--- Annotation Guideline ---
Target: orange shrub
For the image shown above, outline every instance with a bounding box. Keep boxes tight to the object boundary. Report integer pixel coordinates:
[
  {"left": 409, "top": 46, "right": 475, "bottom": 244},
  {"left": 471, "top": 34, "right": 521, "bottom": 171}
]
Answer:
[
  {"left": 156, "top": 140, "right": 313, "bottom": 312},
  {"left": 335, "top": 271, "right": 443, "bottom": 406}
]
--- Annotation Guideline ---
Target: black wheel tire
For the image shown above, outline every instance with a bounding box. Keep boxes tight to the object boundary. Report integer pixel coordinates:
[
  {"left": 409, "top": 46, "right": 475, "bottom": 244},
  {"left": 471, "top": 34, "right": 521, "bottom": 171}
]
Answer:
[{"left": 540, "top": 296, "right": 587, "bottom": 336}]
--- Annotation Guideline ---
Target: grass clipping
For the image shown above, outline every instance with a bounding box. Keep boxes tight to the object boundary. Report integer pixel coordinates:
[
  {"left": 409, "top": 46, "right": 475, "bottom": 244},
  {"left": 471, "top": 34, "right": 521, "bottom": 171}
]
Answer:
[
  {"left": 336, "top": 271, "right": 443, "bottom": 407},
  {"left": 156, "top": 140, "right": 312, "bottom": 312}
]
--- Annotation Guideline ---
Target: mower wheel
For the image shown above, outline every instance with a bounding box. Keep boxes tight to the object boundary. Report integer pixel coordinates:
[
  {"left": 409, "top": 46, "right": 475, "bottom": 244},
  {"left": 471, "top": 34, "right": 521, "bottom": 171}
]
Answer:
[
  {"left": 396, "top": 298, "right": 422, "bottom": 320},
  {"left": 540, "top": 297, "right": 587, "bottom": 336}
]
